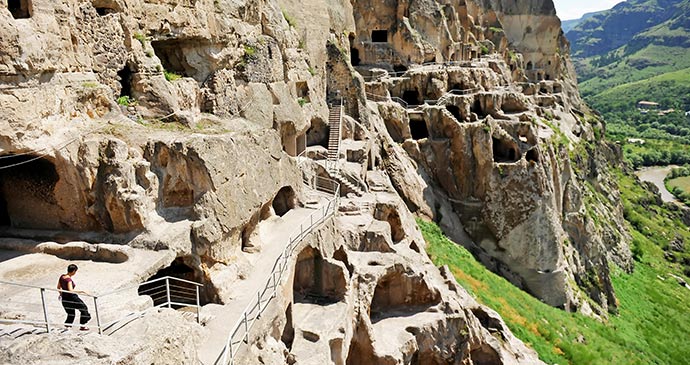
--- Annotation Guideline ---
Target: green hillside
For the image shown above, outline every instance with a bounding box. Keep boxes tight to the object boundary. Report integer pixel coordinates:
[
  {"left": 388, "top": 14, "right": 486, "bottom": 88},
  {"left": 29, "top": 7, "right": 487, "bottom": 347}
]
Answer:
[
  {"left": 566, "top": 0, "right": 690, "bottom": 167},
  {"left": 420, "top": 171, "right": 690, "bottom": 364}
]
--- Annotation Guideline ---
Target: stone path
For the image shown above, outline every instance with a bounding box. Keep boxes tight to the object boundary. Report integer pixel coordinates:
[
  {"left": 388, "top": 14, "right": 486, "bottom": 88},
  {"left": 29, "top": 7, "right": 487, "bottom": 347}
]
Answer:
[{"left": 197, "top": 201, "right": 327, "bottom": 365}]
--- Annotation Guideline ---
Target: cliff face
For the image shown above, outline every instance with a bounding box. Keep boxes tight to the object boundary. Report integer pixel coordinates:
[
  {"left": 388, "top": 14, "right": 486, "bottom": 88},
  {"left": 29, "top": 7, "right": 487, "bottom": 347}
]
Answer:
[{"left": 0, "top": 0, "right": 631, "bottom": 363}]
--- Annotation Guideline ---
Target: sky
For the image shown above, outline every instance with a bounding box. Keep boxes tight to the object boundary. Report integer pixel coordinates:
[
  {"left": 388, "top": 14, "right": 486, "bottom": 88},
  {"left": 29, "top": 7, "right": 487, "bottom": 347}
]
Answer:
[{"left": 553, "top": 0, "right": 625, "bottom": 20}]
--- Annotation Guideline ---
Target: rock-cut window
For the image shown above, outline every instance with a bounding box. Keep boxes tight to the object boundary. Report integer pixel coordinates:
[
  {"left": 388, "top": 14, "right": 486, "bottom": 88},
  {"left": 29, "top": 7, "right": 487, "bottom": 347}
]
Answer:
[
  {"left": 8, "top": 0, "right": 32, "bottom": 19},
  {"left": 371, "top": 30, "right": 388, "bottom": 43}
]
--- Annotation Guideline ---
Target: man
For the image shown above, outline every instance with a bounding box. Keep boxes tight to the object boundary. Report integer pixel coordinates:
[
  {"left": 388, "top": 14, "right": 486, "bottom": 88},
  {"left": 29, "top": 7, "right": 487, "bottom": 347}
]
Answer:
[{"left": 57, "top": 264, "right": 91, "bottom": 330}]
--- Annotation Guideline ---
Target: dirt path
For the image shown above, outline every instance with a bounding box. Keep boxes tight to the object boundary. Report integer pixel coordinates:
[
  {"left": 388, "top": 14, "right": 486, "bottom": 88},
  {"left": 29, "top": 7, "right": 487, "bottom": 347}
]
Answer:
[{"left": 635, "top": 165, "right": 678, "bottom": 203}]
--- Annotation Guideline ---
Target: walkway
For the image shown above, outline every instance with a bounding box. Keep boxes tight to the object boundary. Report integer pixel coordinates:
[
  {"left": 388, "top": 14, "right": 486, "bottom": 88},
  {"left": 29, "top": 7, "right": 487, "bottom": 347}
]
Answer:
[{"left": 197, "top": 194, "right": 330, "bottom": 364}]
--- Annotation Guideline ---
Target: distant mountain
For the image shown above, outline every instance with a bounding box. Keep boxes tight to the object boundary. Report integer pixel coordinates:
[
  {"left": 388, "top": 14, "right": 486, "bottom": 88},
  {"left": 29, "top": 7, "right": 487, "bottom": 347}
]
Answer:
[
  {"left": 561, "top": 11, "right": 602, "bottom": 34},
  {"left": 565, "top": 0, "right": 690, "bottom": 167},
  {"left": 567, "top": 0, "right": 689, "bottom": 58}
]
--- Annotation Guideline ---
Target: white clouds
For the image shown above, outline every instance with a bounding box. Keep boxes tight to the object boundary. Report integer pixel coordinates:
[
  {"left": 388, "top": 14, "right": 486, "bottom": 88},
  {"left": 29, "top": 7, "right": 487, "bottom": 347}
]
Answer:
[{"left": 554, "top": 0, "right": 625, "bottom": 20}]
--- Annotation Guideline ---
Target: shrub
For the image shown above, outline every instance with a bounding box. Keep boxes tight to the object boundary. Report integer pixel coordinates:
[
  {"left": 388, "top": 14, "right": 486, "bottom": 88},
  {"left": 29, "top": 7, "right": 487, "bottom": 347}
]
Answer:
[
  {"left": 117, "top": 96, "right": 132, "bottom": 106},
  {"left": 133, "top": 33, "right": 147, "bottom": 46},
  {"left": 282, "top": 10, "right": 296, "bottom": 28},
  {"left": 164, "top": 71, "right": 181, "bottom": 82}
]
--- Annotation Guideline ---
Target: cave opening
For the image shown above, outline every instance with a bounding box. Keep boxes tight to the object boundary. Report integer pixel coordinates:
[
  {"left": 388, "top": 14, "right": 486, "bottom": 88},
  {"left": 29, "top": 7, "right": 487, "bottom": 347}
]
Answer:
[
  {"left": 296, "top": 81, "right": 310, "bottom": 101},
  {"left": 0, "top": 154, "right": 61, "bottom": 230},
  {"left": 393, "top": 64, "right": 408, "bottom": 73},
  {"left": 350, "top": 47, "right": 361, "bottom": 66},
  {"left": 95, "top": 6, "right": 116, "bottom": 16},
  {"left": 492, "top": 137, "right": 519, "bottom": 163},
  {"left": 138, "top": 257, "right": 216, "bottom": 306},
  {"left": 117, "top": 65, "right": 133, "bottom": 98},
  {"left": 272, "top": 186, "right": 296, "bottom": 217},
  {"left": 471, "top": 99, "right": 486, "bottom": 118},
  {"left": 0, "top": 195, "right": 10, "bottom": 227},
  {"left": 449, "top": 83, "right": 464, "bottom": 91},
  {"left": 409, "top": 120, "right": 429, "bottom": 141},
  {"left": 307, "top": 117, "right": 329, "bottom": 149},
  {"left": 369, "top": 270, "right": 440, "bottom": 321},
  {"left": 526, "top": 148, "right": 540, "bottom": 163},
  {"left": 293, "top": 246, "right": 346, "bottom": 305},
  {"left": 526, "top": 61, "right": 533, "bottom": 70},
  {"left": 8, "top": 0, "right": 31, "bottom": 19},
  {"left": 402, "top": 90, "right": 421, "bottom": 106},
  {"left": 545, "top": 74, "right": 551, "bottom": 81},
  {"left": 446, "top": 105, "right": 462, "bottom": 122},
  {"left": 371, "top": 30, "right": 388, "bottom": 43},
  {"left": 151, "top": 39, "right": 193, "bottom": 79}
]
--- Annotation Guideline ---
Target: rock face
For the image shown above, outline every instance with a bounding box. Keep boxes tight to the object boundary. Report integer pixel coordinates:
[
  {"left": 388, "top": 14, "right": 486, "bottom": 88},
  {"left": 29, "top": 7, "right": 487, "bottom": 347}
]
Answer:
[{"left": 0, "top": 0, "right": 631, "bottom": 363}]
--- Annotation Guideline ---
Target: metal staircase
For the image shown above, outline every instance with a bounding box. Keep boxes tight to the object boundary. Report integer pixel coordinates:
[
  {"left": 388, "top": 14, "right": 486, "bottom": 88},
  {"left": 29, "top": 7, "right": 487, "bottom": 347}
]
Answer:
[{"left": 326, "top": 101, "right": 343, "bottom": 173}]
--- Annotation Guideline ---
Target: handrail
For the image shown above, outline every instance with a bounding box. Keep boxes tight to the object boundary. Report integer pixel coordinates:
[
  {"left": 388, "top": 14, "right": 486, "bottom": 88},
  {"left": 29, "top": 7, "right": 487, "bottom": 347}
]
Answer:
[
  {"left": 216, "top": 177, "right": 340, "bottom": 365},
  {"left": 0, "top": 275, "right": 204, "bottom": 335}
]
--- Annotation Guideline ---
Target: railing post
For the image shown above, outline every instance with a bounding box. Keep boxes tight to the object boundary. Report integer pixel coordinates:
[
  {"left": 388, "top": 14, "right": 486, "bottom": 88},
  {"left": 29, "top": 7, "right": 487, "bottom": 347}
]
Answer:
[
  {"left": 93, "top": 296, "right": 102, "bottom": 335},
  {"left": 257, "top": 292, "right": 262, "bottom": 316},
  {"left": 165, "top": 278, "right": 171, "bottom": 308},
  {"left": 243, "top": 312, "right": 249, "bottom": 343},
  {"left": 39, "top": 288, "right": 50, "bottom": 333},
  {"left": 196, "top": 285, "right": 201, "bottom": 324}
]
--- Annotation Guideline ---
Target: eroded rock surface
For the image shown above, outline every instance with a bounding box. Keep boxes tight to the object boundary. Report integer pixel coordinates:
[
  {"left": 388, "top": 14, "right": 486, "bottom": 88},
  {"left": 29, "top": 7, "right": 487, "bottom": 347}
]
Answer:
[{"left": 0, "top": 0, "right": 631, "bottom": 363}]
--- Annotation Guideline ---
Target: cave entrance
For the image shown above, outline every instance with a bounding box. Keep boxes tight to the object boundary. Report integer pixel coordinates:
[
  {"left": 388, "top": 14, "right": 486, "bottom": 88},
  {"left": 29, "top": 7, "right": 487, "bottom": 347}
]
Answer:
[
  {"left": 371, "top": 30, "right": 388, "bottom": 43},
  {"left": 446, "top": 105, "right": 462, "bottom": 122},
  {"left": 272, "top": 186, "right": 296, "bottom": 217},
  {"left": 9, "top": 0, "right": 32, "bottom": 19},
  {"left": 0, "top": 195, "right": 10, "bottom": 227},
  {"left": 117, "top": 65, "right": 133, "bottom": 98},
  {"left": 351, "top": 48, "right": 361, "bottom": 66},
  {"left": 402, "top": 90, "right": 421, "bottom": 106},
  {"left": 409, "top": 120, "right": 429, "bottom": 141},
  {"left": 293, "top": 246, "right": 346, "bottom": 305},
  {"left": 492, "top": 137, "right": 520, "bottom": 163},
  {"left": 526, "top": 148, "right": 539, "bottom": 163},
  {"left": 471, "top": 99, "right": 486, "bottom": 118},
  {"left": 138, "top": 257, "right": 216, "bottom": 306},
  {"left": 370, "top": 270, "right": 440, "bottom": 322},
  {"left": 393, "top": 64, "right": 408, "bottom": 73},
  {"left": 151, "top": 39, "right": 191, "bottom": 78},
  {"left": 526, "top": 61, "right": 533, "bottom": 70},
  {"left": 296, "top": 81, "right": 310, "bottom": 101},
  {"left": 0, "top": 154, "right": 61, "bottom": 230},
  {"left": 307, "top": 117, "right": 329, "bottom": 149},
  {"left": 92, "top": 0, "right": 119, "bottom": 16}
]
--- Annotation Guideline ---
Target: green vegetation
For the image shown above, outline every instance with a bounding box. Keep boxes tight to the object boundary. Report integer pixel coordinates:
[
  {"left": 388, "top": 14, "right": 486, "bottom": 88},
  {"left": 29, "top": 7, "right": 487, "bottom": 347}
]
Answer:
[
  {"left": 116, "top": 96, "right": 133, "bottom": 106},
  {"left": 567, "top": 0, "right": 690, "bottom": 168},
  {"left": 244, "top": 45, "right": 256, "bottom": 58},
  {"left": 133, "top": 32, "right": 148, "bottom": 46},
  {"left": 488, "top": 26, "right": 503, "bottom": 33},
  {"left": 164, "top": 70, "right": 181, "bottom": 82},
  {"left": 297, "top": 97, "right": 308, "bottom": 107},
  {"left": 308, "top": 66, "right": 316, "bottom": 76},
  {"left": 419, "top": 170, "right": 690, "bottom": 364},
  {"left": 665, "top": 165, "right": 690, "bottom": 205},
  {"left": 82, "top": 82, "right": 99, "bottom": 88},
  {"left": 282, "top": 10, "right": 296, "bottom": 28}
]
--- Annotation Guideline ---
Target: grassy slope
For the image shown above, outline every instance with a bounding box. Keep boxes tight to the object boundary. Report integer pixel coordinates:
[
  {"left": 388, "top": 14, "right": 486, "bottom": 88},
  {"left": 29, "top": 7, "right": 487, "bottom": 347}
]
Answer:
[
  {"left": 592, "top": 67, "right": 690, "bottom": 112},
  {"left": 668, "top": 176, "right": 690, "bottom": 192},
  {"left": 419, "top": 172, "right": 690, "bottom": 364},
  {"left": 579, "top": 45, "right": 690, "bottom": 99}
]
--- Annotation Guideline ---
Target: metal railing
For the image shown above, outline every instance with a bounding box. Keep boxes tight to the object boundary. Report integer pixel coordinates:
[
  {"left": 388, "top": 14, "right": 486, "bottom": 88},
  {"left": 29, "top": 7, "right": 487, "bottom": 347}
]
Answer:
[
  {"left": 216, "top": 177, "right": 340, "bottom": 365},
  {"left": 0, "top": 276, "right": 203, "bottom": 335}
]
